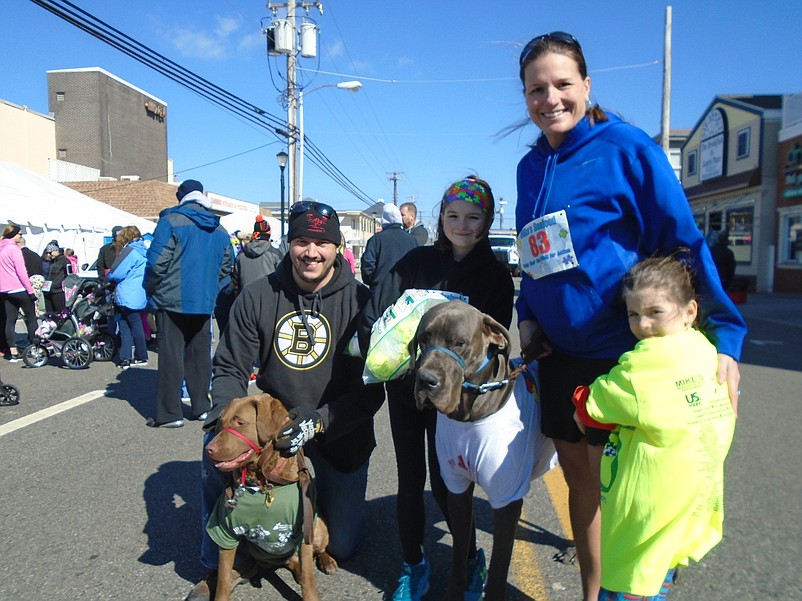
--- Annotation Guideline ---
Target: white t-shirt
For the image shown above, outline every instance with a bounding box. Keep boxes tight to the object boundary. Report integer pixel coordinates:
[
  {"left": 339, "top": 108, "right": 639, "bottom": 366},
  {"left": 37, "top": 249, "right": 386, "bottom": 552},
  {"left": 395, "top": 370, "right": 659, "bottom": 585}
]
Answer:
[{"left": 435, "top": 366, "right": 557, "bottom": 509}]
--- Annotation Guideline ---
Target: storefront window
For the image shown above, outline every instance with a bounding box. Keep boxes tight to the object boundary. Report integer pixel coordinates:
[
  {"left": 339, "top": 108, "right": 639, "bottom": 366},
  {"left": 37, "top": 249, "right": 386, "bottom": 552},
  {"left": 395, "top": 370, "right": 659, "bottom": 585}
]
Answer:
[
  {"left": 726, "top": 207, "right": 753, "bottom": 263},
  {"left": 780, "top": 212, "right": 802, "bottom": 264}
]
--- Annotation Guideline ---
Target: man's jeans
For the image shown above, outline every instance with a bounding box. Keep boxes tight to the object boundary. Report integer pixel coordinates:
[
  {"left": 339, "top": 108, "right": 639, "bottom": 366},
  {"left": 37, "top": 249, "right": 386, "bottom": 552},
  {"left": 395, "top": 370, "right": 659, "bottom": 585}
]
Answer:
[{"left": 200, "top": 430, "right": 369, "bottom": 568}]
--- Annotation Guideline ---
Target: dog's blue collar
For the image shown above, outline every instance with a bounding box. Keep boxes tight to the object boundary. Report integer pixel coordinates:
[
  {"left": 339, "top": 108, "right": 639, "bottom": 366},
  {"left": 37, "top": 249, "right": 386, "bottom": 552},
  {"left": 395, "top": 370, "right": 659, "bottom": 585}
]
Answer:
[{"left": 420, "top": 346, "right": 509, "bottom": 395}]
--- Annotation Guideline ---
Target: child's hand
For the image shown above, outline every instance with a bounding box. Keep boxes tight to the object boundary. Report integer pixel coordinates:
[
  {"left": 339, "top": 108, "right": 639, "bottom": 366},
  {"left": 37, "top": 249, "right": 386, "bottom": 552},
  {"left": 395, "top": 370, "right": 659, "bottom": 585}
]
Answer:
[{"left": 572, "top": 410, "right": 586, "bottom": 434}]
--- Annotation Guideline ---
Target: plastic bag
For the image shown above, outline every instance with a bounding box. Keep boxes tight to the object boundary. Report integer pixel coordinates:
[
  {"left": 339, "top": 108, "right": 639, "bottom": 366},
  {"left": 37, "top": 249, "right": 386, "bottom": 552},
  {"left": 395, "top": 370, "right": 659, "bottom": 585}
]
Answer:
[{"left": 362, "top": 289, "right": 467, "bottom": 384}]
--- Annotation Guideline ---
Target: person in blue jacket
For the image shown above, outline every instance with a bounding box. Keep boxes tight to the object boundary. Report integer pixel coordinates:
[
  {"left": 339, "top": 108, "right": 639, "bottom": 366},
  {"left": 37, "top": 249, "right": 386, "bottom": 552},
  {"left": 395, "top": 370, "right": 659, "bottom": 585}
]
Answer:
[
  {"left": 144, "top": 180, "right": 233, "bottom": 428},
  {"left": 514, "top": 32, "right": 747, "bottom": 601},
  {"left": 108, "top": 226, "right": 148, "bottom": 369}
]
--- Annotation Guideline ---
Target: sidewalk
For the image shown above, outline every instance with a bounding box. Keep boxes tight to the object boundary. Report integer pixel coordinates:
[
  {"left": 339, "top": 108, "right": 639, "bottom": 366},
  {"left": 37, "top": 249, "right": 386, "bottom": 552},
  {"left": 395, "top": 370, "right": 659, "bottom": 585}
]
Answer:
[{"left": 734, "top": 292, "right": 802, "bottom": 328}]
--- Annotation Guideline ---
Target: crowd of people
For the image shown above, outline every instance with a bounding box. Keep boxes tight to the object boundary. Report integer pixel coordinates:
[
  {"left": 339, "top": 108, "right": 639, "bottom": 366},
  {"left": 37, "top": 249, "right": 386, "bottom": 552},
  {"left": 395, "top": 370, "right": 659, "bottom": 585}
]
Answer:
[{"left": 2, "top": 29, "right": 749, "bottom": 601}]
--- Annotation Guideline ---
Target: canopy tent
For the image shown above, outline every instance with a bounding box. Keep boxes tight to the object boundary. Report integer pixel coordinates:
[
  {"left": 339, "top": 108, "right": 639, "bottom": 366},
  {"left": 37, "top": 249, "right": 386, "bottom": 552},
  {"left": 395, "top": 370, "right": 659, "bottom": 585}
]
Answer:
[{"left": 0, "top": 160, "right": 155, "bottom": 266}]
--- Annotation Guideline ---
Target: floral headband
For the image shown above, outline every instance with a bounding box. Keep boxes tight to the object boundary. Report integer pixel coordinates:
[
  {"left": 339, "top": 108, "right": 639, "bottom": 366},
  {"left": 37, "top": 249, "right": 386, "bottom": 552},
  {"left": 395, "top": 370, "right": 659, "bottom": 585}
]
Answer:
[{"left": 442, "top": 178, "right": 491, "bottom": 212}]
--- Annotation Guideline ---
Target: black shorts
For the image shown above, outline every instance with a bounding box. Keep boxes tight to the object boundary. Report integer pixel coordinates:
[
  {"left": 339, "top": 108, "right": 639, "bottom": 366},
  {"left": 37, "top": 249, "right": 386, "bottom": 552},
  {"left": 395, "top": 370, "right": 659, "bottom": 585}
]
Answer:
[{"left": 538, "top": 351, "right": 619, "bottom": 445}]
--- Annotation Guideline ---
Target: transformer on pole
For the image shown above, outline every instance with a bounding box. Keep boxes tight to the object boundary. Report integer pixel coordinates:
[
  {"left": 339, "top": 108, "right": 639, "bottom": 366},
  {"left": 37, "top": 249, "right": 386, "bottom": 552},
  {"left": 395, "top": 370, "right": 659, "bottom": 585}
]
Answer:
[{"left": 265, "top": 0, "right": 322, "bottom": 206}]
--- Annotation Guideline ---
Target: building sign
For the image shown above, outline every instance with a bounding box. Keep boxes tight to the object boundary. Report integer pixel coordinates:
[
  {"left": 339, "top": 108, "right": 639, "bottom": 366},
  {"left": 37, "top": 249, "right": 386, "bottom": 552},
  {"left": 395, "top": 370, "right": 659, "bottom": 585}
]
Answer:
[
  {"left": 700, "top": 108, "right": 726, "bottom": 181},
  {"left": 783, "top": 141, "right": 802, "bottom": 198},
  {"left": 144, "top": 100, "right": 166, "bottom": 120}
]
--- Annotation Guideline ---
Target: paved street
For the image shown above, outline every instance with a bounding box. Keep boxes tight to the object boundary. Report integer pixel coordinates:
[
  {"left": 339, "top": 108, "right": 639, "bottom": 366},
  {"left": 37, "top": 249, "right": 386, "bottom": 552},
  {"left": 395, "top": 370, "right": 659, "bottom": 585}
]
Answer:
[{"left": 0, "top": 291, "right": 800, "bottom": 600}]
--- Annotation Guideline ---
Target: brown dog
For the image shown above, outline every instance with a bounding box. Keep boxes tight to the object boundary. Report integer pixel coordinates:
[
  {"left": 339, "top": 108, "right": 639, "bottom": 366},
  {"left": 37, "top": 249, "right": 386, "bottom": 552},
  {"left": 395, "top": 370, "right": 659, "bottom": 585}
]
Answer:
[
  {"left": 205, "top": 394, "right": 337, "bottom": 601},
  {"left": 413, "top": 300, "right": 551, "bottom": 601}
]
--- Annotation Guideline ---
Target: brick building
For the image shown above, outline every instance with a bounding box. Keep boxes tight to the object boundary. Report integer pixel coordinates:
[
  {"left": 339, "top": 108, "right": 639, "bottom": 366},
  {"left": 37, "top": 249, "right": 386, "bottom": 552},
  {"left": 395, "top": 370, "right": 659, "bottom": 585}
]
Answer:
[{"left": 47, "top": 67, "right": 168, "bottom": 182}]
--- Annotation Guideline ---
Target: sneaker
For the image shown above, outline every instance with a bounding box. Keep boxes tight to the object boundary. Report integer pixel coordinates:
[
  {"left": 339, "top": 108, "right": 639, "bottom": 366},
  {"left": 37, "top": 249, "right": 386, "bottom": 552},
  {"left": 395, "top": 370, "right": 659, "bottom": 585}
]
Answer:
[
  {"left": 8, "top": 356, "right": 22, "bottom": 363},
  {"left": 465, "top": 548, "right": 487, "bottom": 601},
  {"left": 119, "top": 359, "right": 130, "bottom": 370},
  {"left": 132, "top": 358, "right": 148, "bottom": 366},
  {"left": 392, "top": 558, "right": 430, "bottom": 601}
]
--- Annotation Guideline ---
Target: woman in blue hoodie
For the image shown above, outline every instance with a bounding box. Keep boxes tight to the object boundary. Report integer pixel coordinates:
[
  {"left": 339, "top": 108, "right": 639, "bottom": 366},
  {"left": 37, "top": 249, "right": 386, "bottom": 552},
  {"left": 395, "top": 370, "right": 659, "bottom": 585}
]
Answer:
[
  {"left": 108, "top": 226, "right": 149, "bottom": 369},
  {"left": 514, "top": 32, "right": 746, "bottom": 601}
]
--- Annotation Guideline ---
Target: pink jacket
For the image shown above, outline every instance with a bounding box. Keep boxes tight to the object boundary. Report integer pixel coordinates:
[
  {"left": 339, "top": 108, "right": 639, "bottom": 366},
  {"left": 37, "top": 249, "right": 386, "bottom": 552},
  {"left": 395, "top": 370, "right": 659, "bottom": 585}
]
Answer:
[{"left": 0, "top": 238, "right": 34, "bottom": 294}]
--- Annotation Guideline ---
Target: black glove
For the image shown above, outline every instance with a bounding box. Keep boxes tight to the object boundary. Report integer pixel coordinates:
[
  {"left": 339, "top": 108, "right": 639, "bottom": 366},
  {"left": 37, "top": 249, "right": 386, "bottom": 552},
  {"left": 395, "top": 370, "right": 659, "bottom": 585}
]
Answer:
[
  {"left": 29, "top": 294, "right": 38, "bottom": 304},
  {"left": 274, "top": 407, "right": 323, "bottom": 456}
]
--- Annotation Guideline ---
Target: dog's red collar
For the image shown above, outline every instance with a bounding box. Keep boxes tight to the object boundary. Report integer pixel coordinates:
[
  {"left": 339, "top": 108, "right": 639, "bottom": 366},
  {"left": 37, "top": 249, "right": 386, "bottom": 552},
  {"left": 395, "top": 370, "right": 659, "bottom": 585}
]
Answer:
[
  {"left": 223, "top": 426, "right": 296, "bottom": 489},
  {"left": 223, "top": 427, "right": 261, "bottom": 454}
]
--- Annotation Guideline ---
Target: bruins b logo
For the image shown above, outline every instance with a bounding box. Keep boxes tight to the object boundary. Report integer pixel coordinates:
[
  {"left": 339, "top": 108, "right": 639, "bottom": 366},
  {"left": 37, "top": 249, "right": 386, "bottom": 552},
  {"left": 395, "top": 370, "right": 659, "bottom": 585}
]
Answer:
[{"left": 274, "top": 310, "right": 331, "bottom": 369}]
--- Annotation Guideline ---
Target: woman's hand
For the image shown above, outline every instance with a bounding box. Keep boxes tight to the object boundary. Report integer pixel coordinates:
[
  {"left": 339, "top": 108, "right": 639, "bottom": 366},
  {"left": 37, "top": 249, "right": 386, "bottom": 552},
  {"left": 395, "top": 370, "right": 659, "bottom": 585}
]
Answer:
[
  {"left": 717, "top": 354, "right": 741, "bottom": 416},
  {"left": 519, "top": 319, "right": 552, "bottom": 361}
]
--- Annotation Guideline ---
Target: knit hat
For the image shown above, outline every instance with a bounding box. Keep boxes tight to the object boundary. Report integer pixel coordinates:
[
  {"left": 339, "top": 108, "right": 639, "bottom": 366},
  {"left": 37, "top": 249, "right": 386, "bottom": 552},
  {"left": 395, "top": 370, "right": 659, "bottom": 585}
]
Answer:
[
  {"left": 176, "top": 179, "right": 204, "bottom": 201},
  {"left": 252, "top": 215, "right": 272, "bottom": 241},
  {"left": 381, "top": 204, "right": 403, "bottom": 226},
  {"left": 45, "top": 242, "right": 60, "bottom": 253},
  {"left": 288, "top": 206, "right": 341, "bottom": 244}
]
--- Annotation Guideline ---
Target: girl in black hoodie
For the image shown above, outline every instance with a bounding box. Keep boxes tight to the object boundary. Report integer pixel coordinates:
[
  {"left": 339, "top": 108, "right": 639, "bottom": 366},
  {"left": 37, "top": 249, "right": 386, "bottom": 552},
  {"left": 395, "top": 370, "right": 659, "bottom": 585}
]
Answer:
[{"left": 360, "top": 176, "right": 514, "bottom": 600}]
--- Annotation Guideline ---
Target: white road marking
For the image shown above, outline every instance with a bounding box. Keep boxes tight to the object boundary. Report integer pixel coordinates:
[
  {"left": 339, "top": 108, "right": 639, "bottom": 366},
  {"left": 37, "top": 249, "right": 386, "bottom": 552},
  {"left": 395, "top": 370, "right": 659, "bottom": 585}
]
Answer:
[{"left": 0, "top": 390, "right": 105, "bottom": 438}]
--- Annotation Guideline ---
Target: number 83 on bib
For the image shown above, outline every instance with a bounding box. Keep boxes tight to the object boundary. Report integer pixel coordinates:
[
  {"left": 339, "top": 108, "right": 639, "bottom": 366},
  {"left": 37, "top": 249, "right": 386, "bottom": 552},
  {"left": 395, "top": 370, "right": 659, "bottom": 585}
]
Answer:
[{"left": 517, "top": 210, "right": 579, "bottom": 280}]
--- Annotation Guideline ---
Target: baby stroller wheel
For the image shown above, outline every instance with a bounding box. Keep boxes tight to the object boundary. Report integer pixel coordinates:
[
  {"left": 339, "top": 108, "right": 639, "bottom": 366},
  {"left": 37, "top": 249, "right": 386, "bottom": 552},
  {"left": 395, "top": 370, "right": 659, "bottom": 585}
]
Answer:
[
  {"left": 92, "top": 332, "right": 118, "bottom": 362},
  {"left": 62, "top": 337, "right": 93, "bottom": 370},
  {"left": 23, "top": 343, "right": 49, "bottom": 368},
  {"left": 0, "top": 384, "right": 21, "bottom": 406}
]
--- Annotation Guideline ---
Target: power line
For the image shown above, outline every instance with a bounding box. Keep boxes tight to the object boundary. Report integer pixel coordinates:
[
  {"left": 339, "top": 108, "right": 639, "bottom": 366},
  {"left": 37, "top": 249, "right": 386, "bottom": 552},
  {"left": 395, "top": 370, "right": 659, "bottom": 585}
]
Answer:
[{"left": 28, "top": 0, "right": 375, "bottom": 207}]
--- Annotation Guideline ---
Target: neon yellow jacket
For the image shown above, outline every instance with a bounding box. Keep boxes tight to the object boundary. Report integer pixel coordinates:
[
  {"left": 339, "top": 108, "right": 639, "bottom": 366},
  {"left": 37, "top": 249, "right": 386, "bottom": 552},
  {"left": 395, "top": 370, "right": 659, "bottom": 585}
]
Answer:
[{"left": 585, "top": 329, "right": 736, "bottom": 595}]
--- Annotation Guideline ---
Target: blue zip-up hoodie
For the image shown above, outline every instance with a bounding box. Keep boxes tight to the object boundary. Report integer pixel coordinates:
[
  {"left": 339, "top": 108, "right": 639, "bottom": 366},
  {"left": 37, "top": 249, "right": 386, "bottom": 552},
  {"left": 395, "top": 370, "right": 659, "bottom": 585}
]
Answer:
[
  {"left": 515, "top": 112, "right": 746, "bottom": 360},
  {"left": 145, "top": 199, "right": 233, "bottom": 314},
  {"left": 108, "top": 239, "right": 148, "bottom": 310}
]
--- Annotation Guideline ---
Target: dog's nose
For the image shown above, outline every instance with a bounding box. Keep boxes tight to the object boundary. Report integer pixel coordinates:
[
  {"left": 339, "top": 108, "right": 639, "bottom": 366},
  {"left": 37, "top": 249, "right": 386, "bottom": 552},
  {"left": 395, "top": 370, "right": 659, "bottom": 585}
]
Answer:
[{"left": 416, "top": 369, "right": 440, "bottom": 392}]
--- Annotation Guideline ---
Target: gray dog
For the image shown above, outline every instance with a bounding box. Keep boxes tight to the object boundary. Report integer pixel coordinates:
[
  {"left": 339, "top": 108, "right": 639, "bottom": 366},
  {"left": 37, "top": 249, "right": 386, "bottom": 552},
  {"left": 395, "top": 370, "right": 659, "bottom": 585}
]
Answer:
[{"left": 412, "top": 300, "right": 555, "bottom": 601}]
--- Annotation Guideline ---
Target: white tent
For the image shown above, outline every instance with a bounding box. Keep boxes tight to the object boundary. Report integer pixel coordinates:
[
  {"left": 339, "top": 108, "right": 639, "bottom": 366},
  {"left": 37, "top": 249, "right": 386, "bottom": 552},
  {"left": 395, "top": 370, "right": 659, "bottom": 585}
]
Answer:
[{"left": 0, "top": 160, "right": 155, "bottom": 265}]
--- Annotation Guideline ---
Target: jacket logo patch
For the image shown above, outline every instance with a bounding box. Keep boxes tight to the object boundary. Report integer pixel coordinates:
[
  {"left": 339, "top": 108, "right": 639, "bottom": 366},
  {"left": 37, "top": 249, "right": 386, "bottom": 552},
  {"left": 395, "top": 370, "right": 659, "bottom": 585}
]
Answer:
[{"left": 274, "top": 311, "right": 331, "bottom": 370}]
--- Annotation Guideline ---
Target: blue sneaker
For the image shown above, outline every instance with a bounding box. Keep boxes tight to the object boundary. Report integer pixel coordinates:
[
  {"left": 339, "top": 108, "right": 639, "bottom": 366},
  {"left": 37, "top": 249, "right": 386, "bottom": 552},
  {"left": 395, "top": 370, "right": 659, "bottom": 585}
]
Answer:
[
  {"left": 465, "top": 548, "right": 487, "bottom": 601},
  {"left": 392, "top": 557, "right": 430, "bottom": 600}
]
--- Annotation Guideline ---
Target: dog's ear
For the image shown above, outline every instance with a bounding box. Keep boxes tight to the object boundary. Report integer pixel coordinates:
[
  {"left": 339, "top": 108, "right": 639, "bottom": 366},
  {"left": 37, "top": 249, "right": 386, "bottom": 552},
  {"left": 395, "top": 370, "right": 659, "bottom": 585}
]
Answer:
[
  {"left": 255, "top": 395, "right": 288, "bottom": 447},
  {"left": 407, "top": 318, "right": 427, "bottom": 373},
  {"left": 482, "top": 314, "right": 511, "bottom": 359}
]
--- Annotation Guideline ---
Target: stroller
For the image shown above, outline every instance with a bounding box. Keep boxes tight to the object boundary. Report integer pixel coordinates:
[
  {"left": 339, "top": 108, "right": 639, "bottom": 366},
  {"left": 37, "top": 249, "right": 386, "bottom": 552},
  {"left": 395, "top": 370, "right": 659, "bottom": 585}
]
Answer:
[
  {"left": 22, "top": 277, "right": 118, "bottom": 369},
  {"left": 0, "top": 370, "right": 20, "bottom": 406}
]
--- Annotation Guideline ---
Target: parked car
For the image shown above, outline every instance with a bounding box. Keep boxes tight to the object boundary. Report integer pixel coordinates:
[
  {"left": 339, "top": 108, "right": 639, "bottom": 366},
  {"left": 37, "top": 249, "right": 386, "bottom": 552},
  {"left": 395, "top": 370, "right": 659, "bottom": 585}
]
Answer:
[{"left": 488, "top": 232, "right": 520, "bottom": 276}]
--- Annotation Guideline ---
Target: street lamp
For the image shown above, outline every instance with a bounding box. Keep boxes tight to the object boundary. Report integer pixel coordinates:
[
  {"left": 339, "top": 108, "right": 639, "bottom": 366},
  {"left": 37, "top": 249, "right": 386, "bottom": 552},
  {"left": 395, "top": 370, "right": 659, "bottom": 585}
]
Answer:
[
  {"left": 297, "top": 80, "right": 362, "bottom": 203},
  {"left": 276, "top": 150, "right": 289, "bottom": 237}
]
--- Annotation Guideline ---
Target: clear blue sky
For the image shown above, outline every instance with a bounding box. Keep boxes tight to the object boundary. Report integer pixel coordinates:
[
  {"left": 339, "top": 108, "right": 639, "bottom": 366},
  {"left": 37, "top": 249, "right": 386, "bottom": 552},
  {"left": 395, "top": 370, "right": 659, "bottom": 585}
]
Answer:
[{"left": 3, "top": 0, "right": 800, "bottom": 229}]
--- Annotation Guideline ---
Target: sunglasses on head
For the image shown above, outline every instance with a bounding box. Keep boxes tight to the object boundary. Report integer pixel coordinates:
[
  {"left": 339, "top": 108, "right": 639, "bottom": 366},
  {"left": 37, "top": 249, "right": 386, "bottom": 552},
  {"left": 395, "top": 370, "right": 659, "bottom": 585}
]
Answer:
[
  {"left": 519, "top": 31, "right": 582, "bottom": 66},
  {"left": 289, "top": 201, "right": 337, "bottom": 221}
]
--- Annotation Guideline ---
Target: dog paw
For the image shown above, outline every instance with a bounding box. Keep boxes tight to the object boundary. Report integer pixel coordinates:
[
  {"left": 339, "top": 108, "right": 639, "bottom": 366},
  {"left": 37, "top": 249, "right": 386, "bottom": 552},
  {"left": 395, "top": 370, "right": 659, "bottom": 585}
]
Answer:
[{"left": 316, "top": 552, "right": 338, "bottom": 575}]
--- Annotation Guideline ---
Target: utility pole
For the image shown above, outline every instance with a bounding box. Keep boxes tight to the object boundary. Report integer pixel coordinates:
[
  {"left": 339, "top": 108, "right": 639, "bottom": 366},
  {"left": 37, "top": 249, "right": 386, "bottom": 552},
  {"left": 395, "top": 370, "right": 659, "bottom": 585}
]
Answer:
[
  {"left": 266, "top": 0, "right": 322, "bottom": 206},
  {"left": 660, "top": 5, "right": 672, "bottom": 154},
  {"left": 286, "top": 0, "right": 298, "bottom": 206},
  {"left": 387, "top": 171, "right": 403, "bottom": 205}
]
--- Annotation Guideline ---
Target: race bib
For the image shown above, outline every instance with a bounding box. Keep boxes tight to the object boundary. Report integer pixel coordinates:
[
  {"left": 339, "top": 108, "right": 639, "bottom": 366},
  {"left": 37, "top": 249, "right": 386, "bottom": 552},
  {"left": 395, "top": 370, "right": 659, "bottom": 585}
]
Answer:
[{"left": 517, "top": 210, "right": 579, "bottom": 280}]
